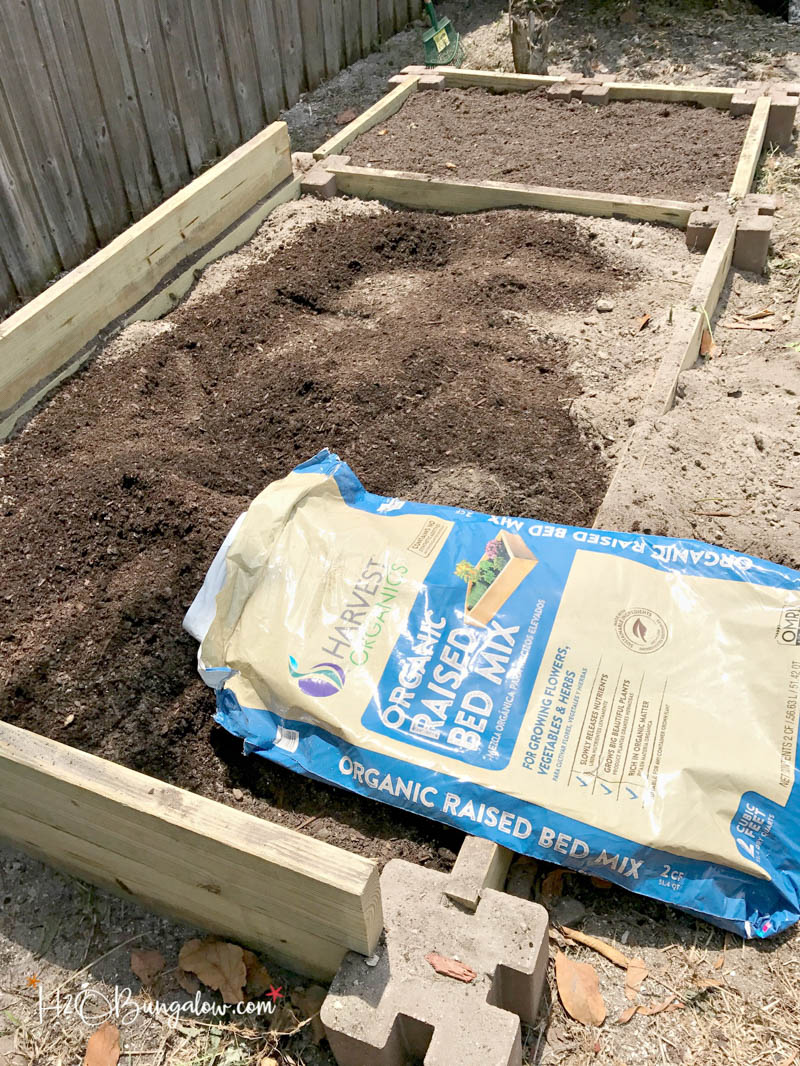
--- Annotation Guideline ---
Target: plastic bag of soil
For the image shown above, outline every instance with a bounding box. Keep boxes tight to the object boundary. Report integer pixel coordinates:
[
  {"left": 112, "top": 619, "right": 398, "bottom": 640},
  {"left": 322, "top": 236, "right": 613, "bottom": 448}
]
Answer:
[{"left": 185, "top": 450, "right": 800, "bottom": 938}]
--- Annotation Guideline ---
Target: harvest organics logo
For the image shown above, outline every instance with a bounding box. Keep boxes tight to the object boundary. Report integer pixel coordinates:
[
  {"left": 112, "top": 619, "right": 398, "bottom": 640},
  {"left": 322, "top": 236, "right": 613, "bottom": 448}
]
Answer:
[
  {"left": 615, "top": 608, "right": 668, "bottom": 654},
  {"left": 288, "top": 655, "right": 346, "bottom": 698}
]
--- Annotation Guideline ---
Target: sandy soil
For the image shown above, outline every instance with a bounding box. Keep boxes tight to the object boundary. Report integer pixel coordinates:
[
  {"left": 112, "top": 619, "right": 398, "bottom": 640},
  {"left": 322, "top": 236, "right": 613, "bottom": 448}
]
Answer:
[{"left": 3, "top": 4, "right": 800, "bottom": 1066}]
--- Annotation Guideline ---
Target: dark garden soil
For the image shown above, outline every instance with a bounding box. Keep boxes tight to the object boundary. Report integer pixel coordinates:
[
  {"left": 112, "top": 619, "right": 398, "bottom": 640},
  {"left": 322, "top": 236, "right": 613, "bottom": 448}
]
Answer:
[
  {"left": 348, "top": 87, "right": 748, "bottom": 201},
  {"left": 1, "top": 208, "right": 627, "bottom": 868}
]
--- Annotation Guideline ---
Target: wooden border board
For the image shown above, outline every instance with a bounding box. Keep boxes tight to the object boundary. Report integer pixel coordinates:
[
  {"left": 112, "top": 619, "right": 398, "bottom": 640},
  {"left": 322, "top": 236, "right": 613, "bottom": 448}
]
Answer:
[
  {"left": 0, "top": 720, "right": 382, "bottom": 979},
  {"left": 730, "top": 96, "right": 771, "bottom": 198},
  {"left": 323, "top": 161, "right": 697, "bottom": 226},
  {"left": 313, "top": 75, "right": 419, "bottom": 159},
  {"left": 0, "top": 121, "right": 296, "bottom": 440}
]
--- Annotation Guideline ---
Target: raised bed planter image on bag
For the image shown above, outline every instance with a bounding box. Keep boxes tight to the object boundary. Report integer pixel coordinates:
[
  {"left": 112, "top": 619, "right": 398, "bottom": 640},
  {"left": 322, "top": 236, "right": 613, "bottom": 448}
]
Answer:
[{"left": 456, "top": 531, "right": 538, "bottom": 627}]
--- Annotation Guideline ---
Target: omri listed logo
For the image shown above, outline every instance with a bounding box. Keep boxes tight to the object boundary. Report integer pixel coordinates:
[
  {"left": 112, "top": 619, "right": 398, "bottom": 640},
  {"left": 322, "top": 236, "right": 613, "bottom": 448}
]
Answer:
[
  {"left": 776, "top": 606, "right": 800, "bottom": 647},
  {"left": 288, "top": 655, "right": 346, "bottom": 698},
  {"left": 615, "top": 608, "right": 669, "bottom": 654}
]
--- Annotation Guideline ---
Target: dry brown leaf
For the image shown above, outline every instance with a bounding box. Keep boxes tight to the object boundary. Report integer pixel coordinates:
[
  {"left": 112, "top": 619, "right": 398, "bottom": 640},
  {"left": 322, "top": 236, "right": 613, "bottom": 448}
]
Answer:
[
  {"left": 721, "top": 321, "right": 777, "bottom": 331},
  {"left": 444, "top": 161, "right": 457, "bottom": 169},
  {"left": 636, "top": 313, "right": 651, "bottom": 332},
  {"left": 741, "top": 307, "right": 774, "bottom": 320},
  {"left": 178, "top": 939, "right": 246, "bottom": 1004},
  {"left": 242, "top": 950, "right": 272, "bottom": 1000},
  {"left": 425, "top": 952, "right": 477, "bottom": 983},
  {"left": 714, "top": 954, "right": 725, "bottom": 969},
  {"left": 560, "top": 927, "right": 630, "bottom": 969},
  {"left": 589, "top": 876, "right": 611, "bottom": 890},
  {"left": 292, "top": 984, "right": 327, "bottom": 1043},
  {"left": 624, "top": 957, "right": 648, "bottom": 1001},
  {"left": 130, "top": 949, "right": 165, "bottom": 987},
  {"left": 617, "top": 1005, "right": 638, "bottom": 1025},
  {"left": 555, "top": 950, "right": 606, "bottom": 1026},
  {"left": 177, "top": 968, "right": 201, "bottom": 995},
  {"left": 700, "top": 328, "right": 716, "bottom": 357},
  {"left": 335, "top": 109, "right": 357, "bottom": 125},
  {"left": 693, "top": 977, "right": 724, "bottom": 991},
  {"left": 637, "top": 995, "right": 684, "bottom": 1016},
  {"left": 540, "top": 869, "right": 565, "bottom": 902},
  {"left": 377, "top": 129, "right": 388, "bottom": 136},
  {"left": 84, "top": 1023, "right": 120, "bottom": 1066}
]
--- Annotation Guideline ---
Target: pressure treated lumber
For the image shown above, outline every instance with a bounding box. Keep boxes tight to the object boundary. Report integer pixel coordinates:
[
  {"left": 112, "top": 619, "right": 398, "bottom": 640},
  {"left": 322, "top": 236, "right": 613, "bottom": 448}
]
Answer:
[
  {"left": 444, "top": 838, "right": 512, "bottom": 912},
  {"left": 324, "top": 162, "right": 696, "bottom": 226},
  {"left": 0, "top": 721, "right": 382, "bottom": 979},
  {"left": 313, "top": 77, "right": 420, "bottom": 159},
  {"left": 0, "top": 121, "right": 293, "bottom": 438},
  {"left": 729, "top": 96, "right": 771, "bottom": 198},
  {"left": 431, "top": 66, "right": 564, "bottom": 92}
]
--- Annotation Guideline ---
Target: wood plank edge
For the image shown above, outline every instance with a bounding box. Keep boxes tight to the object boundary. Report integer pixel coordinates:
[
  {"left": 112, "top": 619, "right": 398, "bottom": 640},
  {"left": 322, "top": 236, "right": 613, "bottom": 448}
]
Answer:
[
  {"left": 729, "top": 95, "right": 771, "bottom": 199},
  {"left": 0, "top": 173, "right": 301, "bottom": 440},
  {"left": 313, "top": 76, "right": 419, "bottom": 159}
]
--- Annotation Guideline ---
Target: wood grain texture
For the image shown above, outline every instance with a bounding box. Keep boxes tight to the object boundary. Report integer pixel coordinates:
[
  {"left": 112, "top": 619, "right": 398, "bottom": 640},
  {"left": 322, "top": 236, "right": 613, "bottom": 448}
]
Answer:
[
  {"left": 297, "top": 0, "right": 326, "bottom": 91},
  {"left": 321, "top": 0, "right": 345, "bottom": 77},
  {"left": 77, "top": 0, "right": 162, "bottom": 218},
  {"left": 729, "top": 96, "right": 770, "bottom": 198},
  {"left": 378, "top": 0, "right": 395, "bottom": 40},
  {"left": 438, "top": 67, "right": 565, "bottom": 91},
  {"left": 273, "top": 0, "right": 306, "bottom": 105},
  {"left": 158, "top": 0, "right": 219, "bottom": 170},
  {"left": 0, "top": 122, "right": 292, "bottom": 432},
  {"left": 360, "top": 0, "right": 379, "bottom": 54},
  {"left": 28, "top": 0, "right": 130, "bottom": 244},
  {"left": 247, "top": 0, "right": 287, "bottom": 113},
  {"left": 325, "top": 163, "right": 696, "bottom": 226},
  {"left": 343, "top": 0, "right": 362, "bottom": 66},
  {"left": 188, "top": 0, "right": 241, "bottom": 155},
  {"left": 0, "top": 252, "right": 19, "bottom": 313},
  {"left": 216, "top": 0, "right": 266, "bottom": 141},
  {"left": 0, "top": 720, "right": 382, "bottom": 978},
  {"left": 0, "top": 1, "right": 94, "bottom": 267},
  {"left": 314, "top": 77, "right": 420, "bottom": 158}
]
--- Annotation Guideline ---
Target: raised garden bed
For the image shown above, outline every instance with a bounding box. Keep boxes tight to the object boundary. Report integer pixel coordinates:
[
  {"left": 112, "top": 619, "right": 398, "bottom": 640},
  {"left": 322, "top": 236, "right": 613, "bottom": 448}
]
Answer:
[{"left": 346, "top": 86, "right": 749, "bottom": 200}]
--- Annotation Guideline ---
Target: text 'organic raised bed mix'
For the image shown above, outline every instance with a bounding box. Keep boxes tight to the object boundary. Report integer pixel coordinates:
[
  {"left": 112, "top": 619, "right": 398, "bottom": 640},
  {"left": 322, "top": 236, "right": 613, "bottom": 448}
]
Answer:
[{"left": 185, "top": 451, "right": 800, "bottom": 939}]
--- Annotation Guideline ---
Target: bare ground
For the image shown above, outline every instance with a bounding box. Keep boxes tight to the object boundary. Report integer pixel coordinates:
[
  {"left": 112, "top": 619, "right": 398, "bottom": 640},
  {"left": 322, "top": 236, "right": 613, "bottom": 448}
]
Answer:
[{"left": 3, "top": 3, "right": 800, "bottom": 1065}]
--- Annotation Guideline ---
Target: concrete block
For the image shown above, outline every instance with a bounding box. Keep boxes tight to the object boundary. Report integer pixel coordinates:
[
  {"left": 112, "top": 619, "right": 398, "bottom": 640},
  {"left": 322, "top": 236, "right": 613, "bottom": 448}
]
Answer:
[
  {"left": 419, "top": 73, "right": 446, "bottom": 90},
  {"left": 321, "top": 860, "right": 549, "bottom": 1066},
  {"left": 388, "top": 73, "right": 416, "bottom": 86},
  {"left": 444, "top": 838, "right": 512, "bottom": 912},
  {"left": 582, "top": 85, "right": 611, "bottom": 106},
  {"left": 729, "top": 91, "right": 758, "bottom": 117},
  {"left": 734, "top": 214, "right": 773, "bottom": 274},
  {"left": 301, "top": 164, "right": 338, "bottom": 200},
  {"left": 685, "top": 206, "right": 724, "bottom": 252},
  {"left": 742, "top": 192, "right": 780, "bottom": 215},
  {"left": 401, "top": 65, "right": 428, "bottom": 74},
  {"left": 765, "top": 92, "right": 798, "bottom": 147},
  {"left": 546, "top": 83, "right": 579, "bottom": 102}
]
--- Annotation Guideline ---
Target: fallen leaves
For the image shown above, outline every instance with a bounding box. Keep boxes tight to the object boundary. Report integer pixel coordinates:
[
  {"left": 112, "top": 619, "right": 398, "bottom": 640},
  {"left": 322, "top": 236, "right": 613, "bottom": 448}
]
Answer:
[
  {"left": 130, "top": 949, "right": 165, "bottom": 988},
  {"left": 617, "top": 996, "right": 684, "bottom": 1024},
  {"left": 334, "top": 109, "right": 357, "bottom": 125},
  {"left": 636, "top": 313, "right": 651, "bottom": 333},
  {"left": 555, "top": 950, "right": 606, "bottom": 1026},
  {"left": 624, "top": 957, "right": 648, "bottom": 1001},
  {"left": 560, "top": 927, "right": 630, "bottom": 969},
  {"left": 178, "top": 940, "right": 247, "bottom": 1004},
  {"left": 540, "top": 869, "right": 565, "bottom": 903},
  {"left": 84, "top": 1023, "right": 120, "bottom": 1066},
  {"left": 292, "top": 984, "right": 327, "bottom": 1043},
  {"left": 700, "top": 328, "right": 717, "bottom": 357},
  {"left": 424, "top": 952, "right": 477, "bottom": 983}
]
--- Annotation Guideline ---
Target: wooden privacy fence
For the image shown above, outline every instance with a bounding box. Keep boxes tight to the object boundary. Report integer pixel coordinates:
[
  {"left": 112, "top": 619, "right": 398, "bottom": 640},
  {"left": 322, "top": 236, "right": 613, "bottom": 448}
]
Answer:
[{"left": 0, "top": 0, "right": 423, "bottom": 318}]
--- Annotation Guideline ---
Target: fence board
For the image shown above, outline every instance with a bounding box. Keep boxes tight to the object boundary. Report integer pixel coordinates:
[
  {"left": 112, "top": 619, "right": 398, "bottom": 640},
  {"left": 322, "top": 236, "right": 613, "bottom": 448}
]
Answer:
[
  {"left": 378, "top": 0, "right": 395, "bottom": 40},
  {"left": 247, "top": 0, "right": 286, "bottom": 113},
  {"left": 158, "top": 0, "right": 218, "bottom": 171},
  {"left": 0, "top": 4, "right": 93, "bottom": 268},
  {"left": 76, "top": 0, "right": 161, "bottom": 218},
  {"left": 0, "top": 249, "right": 19, "bottom": 314},
  {"left": 217, "top": 0, "right": 266, "bottom": 140},
  {"left": 343, "top": 0, "right": 361, "bottom": 65},
  {"left": 297, "top": 0, "right": 326, "bottom": 90},
  {"left": 361, "top": 0, "right": 379, "bottom": 53},
  {"left": 0, "top": 0, "right": 422, "bottom": 320},
  {"left": 188, "top": 0, "right": 241, "bottom": 156},
  {"left": 117, "top": 0, "right": 191, "bottom": 196},
  {"left": 321, "top": 0, "right": 346, "bottom": 78},
  {"left": 273, "top": 0, "right": 306, "bottom": 105},
  {"left": 0, "top": 91, "right": 62, "bottom": 296},
  {"left": 28, "top": 0, "right": 129, "bottom": 245}
]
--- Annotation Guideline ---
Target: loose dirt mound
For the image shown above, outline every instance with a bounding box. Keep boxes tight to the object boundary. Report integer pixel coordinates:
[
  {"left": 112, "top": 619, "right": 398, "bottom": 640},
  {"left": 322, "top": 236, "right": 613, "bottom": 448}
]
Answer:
[
  {"left": 349, "top": 87, "right": 747, "bottom": 200},
  {"left": 1, "top": 208, "right": 624, "bottom": 863}
]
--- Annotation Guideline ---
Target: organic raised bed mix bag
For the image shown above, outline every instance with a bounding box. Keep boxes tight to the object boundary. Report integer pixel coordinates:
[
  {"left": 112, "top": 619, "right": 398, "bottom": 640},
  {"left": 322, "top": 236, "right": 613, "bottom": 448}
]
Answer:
[{"left": 185, "top": 450, "right": 800, "bottom": 938}]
